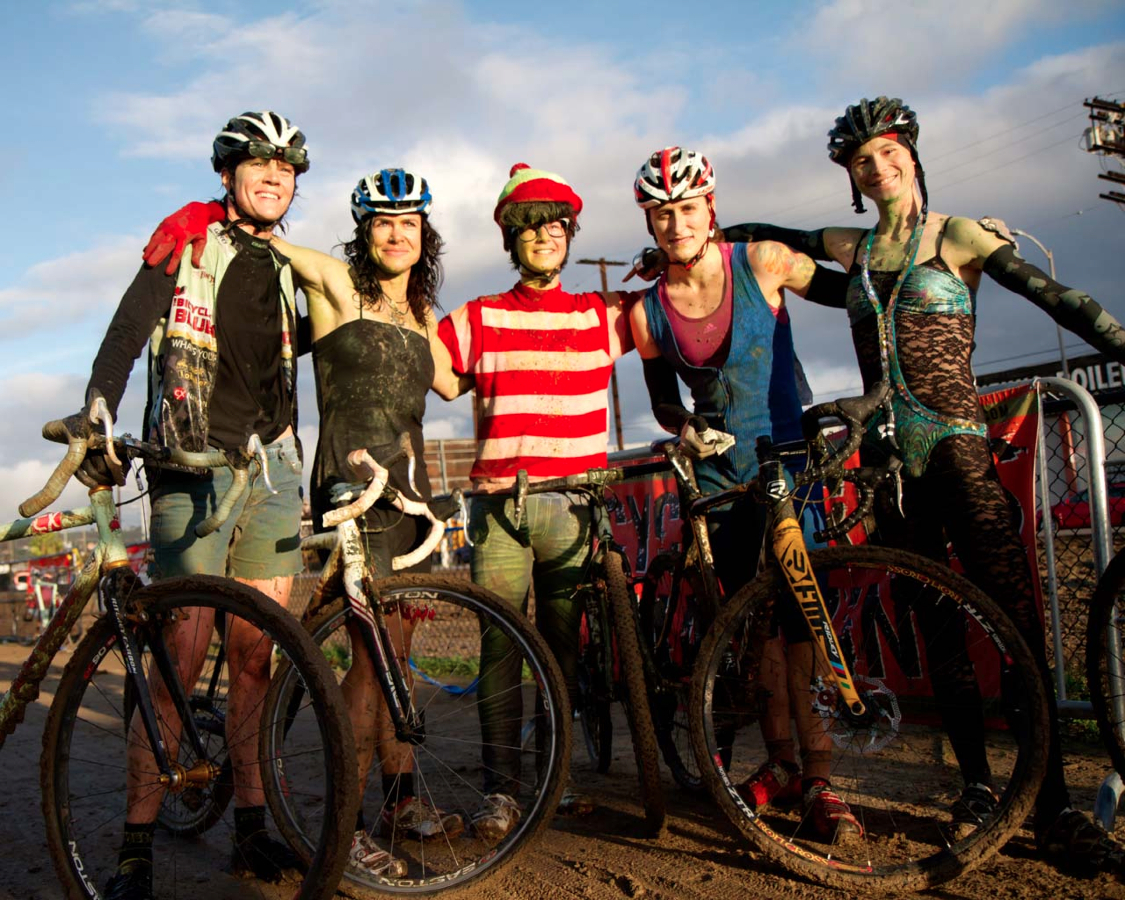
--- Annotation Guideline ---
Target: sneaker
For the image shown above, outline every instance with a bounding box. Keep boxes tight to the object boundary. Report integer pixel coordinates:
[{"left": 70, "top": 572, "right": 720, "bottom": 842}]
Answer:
[
  {"left": 103, "top": 866, "right": 153, "bottom": 900},
  {"left": 736, "top": 759, "right": 802, "bottom": 811},
  {"left": 557, "top": 789, "right": 596, "bottom": 817},
  {"left": 471, "top": 793, "right": 521, "bottom": 842},
  {"left": 949, "top": 782, "right": 998, "bottom": 841},
  {"left": 229, "top": 830, "right": 304, "bottom": 883},
  {"left": 803, "top": 778, "right": 863, "bottom": 842},
  {"left": 1036, "top": 808, "right": 1125, "bottom": 874},
  {"left": 380, "top": 796, "right": 465, "bottom": 841},
  {"left": 348, "top": 829, "right": 408, "bottom": 879}
]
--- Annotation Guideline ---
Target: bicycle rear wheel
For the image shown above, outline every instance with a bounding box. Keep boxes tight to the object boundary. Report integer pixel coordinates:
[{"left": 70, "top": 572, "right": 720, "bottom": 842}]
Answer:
[
  {"left": 1088, "top": 549, "right": 1125, "bottom": 777},
  {"left": 605, "top": 550, "right": 666, "bottom": 836},
  {"left": 41, "top": 575, "right": 356, "bottom": 900},
  {"left": 264, "top": 574, "right": 571, "bottom": 897},
  {"left": 690, "top": 545, "right": 1049, "bottom": 890},
  {"left": 639, "top": 550, "right": 704, "bottom": 794}
]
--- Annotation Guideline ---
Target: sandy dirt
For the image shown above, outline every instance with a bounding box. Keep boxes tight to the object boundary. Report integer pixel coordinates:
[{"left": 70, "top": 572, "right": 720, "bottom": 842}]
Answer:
[{"left": 3, "top": 639, "right": 1125, "bottom": 900}]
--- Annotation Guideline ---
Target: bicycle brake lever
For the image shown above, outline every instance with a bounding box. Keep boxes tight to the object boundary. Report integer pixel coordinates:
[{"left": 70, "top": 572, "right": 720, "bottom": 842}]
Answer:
[
  {"left": 887, "top": 456, "right": 904, "bottom": 516},
  {"left": 457, "top": 491, "right": 473, "bottom": 547},
  {"left": 246, "top": 434, "right": 278, "bottom": 495},
  {"left": 88, "top": 396, "right": 124, "bottom": 470}
]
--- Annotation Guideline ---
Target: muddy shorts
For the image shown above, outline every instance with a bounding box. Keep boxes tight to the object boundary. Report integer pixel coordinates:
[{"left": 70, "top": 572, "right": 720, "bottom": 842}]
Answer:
[{"left": 149, "top": 433, "right": 303, "bottom": 581}]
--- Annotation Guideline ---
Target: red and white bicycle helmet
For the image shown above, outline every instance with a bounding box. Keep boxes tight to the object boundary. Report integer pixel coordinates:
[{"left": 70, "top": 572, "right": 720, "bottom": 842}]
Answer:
[{"left": 633, "top": 147, "right": 715, "bottom": 209}]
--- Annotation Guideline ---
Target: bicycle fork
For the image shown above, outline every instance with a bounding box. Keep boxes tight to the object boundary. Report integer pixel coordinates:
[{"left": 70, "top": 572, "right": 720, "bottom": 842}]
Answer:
[
  {"left": 103, "top": 567, "right": 221, "bottom": 792},
  {"left": 339, "top": 520, "right": 425, "bottom": 744}
]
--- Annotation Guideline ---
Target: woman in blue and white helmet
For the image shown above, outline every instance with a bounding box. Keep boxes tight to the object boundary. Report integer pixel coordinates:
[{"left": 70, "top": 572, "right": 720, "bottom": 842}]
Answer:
[{"left": 269, "top": 167, "right": 469, "bottom": 876}]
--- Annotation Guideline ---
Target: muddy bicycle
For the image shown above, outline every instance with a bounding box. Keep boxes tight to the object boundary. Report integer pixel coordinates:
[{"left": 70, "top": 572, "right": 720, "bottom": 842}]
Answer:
[
  {"left": 258, "top": 442, "right": 571, "bottom": 897},
  {"left": 0, "top": 412, "right": 356, "bottom": 900},
  {"left": 688, "top": 383, "right": 1051, "bottom": 889}
]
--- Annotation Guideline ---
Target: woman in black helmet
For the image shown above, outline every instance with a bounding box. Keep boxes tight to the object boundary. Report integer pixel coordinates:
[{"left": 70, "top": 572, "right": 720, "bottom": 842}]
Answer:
[{"left": 724, "top": 96, "right": 1125, "bottom": 872}]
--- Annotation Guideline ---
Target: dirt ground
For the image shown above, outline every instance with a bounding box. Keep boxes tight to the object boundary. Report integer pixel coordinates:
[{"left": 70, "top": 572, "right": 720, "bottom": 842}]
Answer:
[{"left": 4, "top": 640, "right": 1125, "bottom": 900}]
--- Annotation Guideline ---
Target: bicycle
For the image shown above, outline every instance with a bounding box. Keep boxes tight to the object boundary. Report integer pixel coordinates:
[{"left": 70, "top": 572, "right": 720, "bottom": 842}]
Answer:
[
  {"left": 685, "top": 383, "right": 1051, "bottom": 889},
  {"left": 259, "top": 443, "right": 572, "bottom": 896},
  {"left": 0, "top": 413, "right": 357, "bottom": 900},
  {"left": 509, "top": 467, "right": 667, "bottom": 837}
]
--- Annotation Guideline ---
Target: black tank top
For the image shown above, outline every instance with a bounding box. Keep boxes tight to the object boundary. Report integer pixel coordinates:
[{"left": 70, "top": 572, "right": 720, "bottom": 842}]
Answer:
[{"left": 310, "top": 317, "right": 434, "bottom": 528}]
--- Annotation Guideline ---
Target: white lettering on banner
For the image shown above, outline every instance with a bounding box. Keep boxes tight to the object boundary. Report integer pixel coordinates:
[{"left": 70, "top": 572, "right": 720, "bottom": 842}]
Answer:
[
  {"left": 1055, "top": 360, "right": 1122, "bottom": 393},
  {"left": 1108, "top": 362, "right": 1122, "bottom": 389}
]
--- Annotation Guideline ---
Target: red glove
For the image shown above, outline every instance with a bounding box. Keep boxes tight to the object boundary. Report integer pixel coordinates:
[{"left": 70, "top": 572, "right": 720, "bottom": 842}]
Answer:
[{"left": 142, "top": 201, "right": 226, "bottom": 275}]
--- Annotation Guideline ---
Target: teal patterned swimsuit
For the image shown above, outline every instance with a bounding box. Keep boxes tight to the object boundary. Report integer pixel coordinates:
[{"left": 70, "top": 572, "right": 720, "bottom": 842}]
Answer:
[{"left": 846, "top": 219, "right": 987, "bottom": 477}]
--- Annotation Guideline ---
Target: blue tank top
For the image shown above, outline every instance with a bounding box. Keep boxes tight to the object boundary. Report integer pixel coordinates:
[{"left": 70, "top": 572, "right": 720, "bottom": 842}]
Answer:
[{"left": 643, "top": 243, "right": 802, "bottom": 484}]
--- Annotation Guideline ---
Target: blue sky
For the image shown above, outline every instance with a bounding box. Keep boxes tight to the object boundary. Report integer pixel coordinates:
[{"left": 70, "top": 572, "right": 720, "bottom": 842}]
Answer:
[{"left": 2, "top": 0, "right": 1124, "bottom": 519}]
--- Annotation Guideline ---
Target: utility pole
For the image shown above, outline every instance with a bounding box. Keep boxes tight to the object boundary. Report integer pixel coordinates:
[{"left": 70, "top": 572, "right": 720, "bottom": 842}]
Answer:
[
  {"left": 1082, "top": 97, "right": 1125, "bottom": 207},
  {"left": 577, "top": 257, "right": 627, "bottom": 451}
]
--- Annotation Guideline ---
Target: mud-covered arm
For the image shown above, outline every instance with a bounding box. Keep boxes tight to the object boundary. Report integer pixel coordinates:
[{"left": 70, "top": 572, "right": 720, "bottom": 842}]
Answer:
[
  {"left": 723, "top": 223, "right": 831, "bottom": 261},
  {"left": 87, "top": 264, "right": 176, "bottom": 417},
  {"left": 983, "top": 245, "right": 1125, "bottom": 361}
]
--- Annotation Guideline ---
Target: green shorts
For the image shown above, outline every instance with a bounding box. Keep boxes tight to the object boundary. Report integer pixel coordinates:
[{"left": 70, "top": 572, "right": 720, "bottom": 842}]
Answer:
[{"left": 148, "top": 434, "right": 304, "bottom": 581}]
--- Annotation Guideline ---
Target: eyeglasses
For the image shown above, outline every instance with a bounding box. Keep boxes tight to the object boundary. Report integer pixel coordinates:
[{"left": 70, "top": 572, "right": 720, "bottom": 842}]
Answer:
[
  {"left": 515, "top": 219, "right": 570, "bottom": 242},
  {"left": 246, "top": 140, "right": 308, "bottom": 166}
]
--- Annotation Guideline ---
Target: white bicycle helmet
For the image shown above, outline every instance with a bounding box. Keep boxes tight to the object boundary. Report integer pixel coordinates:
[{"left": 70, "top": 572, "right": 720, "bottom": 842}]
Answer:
[
  {"left": 211, "top": 111, "right": 309, "bottom": 173},
  {"left": 351, "top": 168, "right": 433, "bottom": 224},
  {"left": 633, "top": 147, "right": 715, "bottom": 209}
]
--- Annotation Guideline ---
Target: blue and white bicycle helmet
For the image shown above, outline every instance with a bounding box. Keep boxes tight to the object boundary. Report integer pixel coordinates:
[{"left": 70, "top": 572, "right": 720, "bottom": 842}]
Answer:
[{"left": 351, "top": 168, "right": 433, "bottom": 224}]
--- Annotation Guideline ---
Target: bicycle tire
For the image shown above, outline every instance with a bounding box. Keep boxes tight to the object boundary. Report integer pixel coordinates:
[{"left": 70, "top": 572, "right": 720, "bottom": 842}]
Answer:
[
  {"left": 40, "top": 574, "right": 357, "bottom": 900},
  {"left": 576, "top": 608, "right": 613, "bottom": 772},
  {"left": 690, "top": 545, "right": 1049, "bottom": 890},
  {"left": 638, "top": 550, "right": 704, "bottom": 794},
  {"left": 264, "top": 574, "right": 571, "bottom": 897},
  {"left": 604, "top": 550, "right": 666, "bottom": 836},
  {"left": 1088, "top": 549, "right": 1125, "bottom": 777}
]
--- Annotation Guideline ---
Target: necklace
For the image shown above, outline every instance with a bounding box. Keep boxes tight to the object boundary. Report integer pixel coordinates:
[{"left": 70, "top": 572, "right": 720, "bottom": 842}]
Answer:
[
  {"left": 857, "top": 211, "right": 927, "bottom": 449},
  {"left": 382, "top": 297, "right": 411, "bottom": 347}
]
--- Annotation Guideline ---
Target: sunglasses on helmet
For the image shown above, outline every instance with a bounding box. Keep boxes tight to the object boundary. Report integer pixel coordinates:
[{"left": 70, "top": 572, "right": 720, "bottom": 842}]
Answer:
[{"left": 246, "top": 140, "right": 308, "bottom": 166}]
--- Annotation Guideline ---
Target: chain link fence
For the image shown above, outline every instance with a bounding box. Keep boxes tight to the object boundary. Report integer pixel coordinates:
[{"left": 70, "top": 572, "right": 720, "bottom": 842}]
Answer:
[{"left": 1035, "top": 384, "right": 1125, "bottom": 714}]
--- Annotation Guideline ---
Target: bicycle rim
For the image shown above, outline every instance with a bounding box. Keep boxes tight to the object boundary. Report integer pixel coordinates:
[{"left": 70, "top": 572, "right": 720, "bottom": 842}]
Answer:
[
  {"left": 264, "top": 574, "right": 571, "bottom": 897},
  {"left": 1088, "top": 550, "right": 1125, "bottom": 778},
  {"left": 690, "top": 546, "right": 1048, "bottom": 889},
  {"left": 41, "top": 575, "right": 356, "bottom": 900},
  {"left": 605, "top": 550, "right": 666, "bottom": 836},
  {"left": 640, "top": 551, "right": 704, "bottom": 793}
]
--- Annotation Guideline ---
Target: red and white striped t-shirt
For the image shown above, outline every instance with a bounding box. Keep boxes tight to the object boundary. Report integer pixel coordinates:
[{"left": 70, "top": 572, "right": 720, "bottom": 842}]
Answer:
[{"left": 438, "top": 282, "right": 617, "bottom": 489}]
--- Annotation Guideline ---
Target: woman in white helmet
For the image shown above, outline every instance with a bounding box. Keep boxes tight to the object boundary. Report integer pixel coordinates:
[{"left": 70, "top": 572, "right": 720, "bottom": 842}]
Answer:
[{"left": 143, "top": 167, "right": 470, "bottom": 881}]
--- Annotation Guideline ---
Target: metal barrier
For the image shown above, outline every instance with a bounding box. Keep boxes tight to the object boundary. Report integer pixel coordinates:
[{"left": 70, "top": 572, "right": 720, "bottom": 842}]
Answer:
[{"left": 1032, "top": 378, "right": 1125, "bottom": 718}]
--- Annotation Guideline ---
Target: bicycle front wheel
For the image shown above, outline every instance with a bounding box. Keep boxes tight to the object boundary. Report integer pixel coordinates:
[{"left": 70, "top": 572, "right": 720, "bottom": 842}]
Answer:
[
  {"left": 264, "top": 574, "right": 571, "bottom": 897},
  {"left": 1088, "top": 549, "right": 1125, "bottom": 777},
  {"left": 41, "top": 575, "right": 357, "bottom": 900},
  {"left": 690, "top": 545, "right": 1049, "bottom": 890},
  {"left": 605, "top": 550, "right": 666, "bottom": 836}
]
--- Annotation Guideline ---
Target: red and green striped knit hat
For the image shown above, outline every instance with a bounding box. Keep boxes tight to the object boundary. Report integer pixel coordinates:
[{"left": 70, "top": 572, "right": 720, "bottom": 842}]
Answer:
[{"left": 493, "top": 163, "right": 584, "bottom": 234}]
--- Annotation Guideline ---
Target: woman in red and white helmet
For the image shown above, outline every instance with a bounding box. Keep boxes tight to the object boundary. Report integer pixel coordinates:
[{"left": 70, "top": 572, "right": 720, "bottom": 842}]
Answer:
[{"left": 630, "top": 145, "right": 863, "bottom": 843}]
